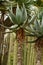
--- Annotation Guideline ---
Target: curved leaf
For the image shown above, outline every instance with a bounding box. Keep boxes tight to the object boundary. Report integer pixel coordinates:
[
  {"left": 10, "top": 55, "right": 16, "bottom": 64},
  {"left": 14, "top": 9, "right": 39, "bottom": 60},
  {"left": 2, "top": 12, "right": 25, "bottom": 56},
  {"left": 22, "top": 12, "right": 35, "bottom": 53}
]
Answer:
[{"left": 8, "top": 10, "right": 17, "bottom": 24}]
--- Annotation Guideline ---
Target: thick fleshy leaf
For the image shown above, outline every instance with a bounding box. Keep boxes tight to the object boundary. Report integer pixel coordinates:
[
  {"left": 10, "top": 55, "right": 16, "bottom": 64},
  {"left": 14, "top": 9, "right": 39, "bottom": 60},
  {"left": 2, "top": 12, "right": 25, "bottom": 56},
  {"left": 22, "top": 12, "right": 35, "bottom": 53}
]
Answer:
[
  {"left": 8, "top": 10, "right": 17, "bottom": 24},
  {"left": 10, "top": 24, "right": 18, "bottom": 31},
  {"left": 16, "top": 4, "right": 22, "bottom": 25},
  {"left": 10, "top": 24, "right": 18, "bottom": 29},
  {"left": 25, "top": 26, "right": 36, "bottom": 35},
  {"left": 22, "top": 4, "right": 27, "bottom": 24},
  {"left": 34, "top": 20, "right": 40, "bottom": 31},
  {"left": 16, "top": 4, "right": 27, "bottom": 25},
  {"left": 28, "top": 15, "right": 36, "bottom": 24},
  {"left": 29, "top": 24, "right": 40, "bottom": 36}
]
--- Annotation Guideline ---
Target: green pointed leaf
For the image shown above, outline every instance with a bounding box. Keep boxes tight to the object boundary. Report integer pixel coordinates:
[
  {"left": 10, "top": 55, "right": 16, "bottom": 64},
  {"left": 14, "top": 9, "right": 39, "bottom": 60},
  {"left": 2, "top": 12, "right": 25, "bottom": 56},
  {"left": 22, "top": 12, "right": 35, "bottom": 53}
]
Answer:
[
  {"left": 16, "top": 4, "right": 27, "bottom": 25},
  {"left": 8, "top": 10, "right": 17, "bottom": 24},
  {"left": 22, "top": 4, "right": 27, "bottom": 24},
  {"left": 29, "top": 24, "right": 40, "bottom": 36},
  {"left": 16, "top": 4, "right": 22, "bottom": 25},
  {"left": 34, "top": 20, "right": 40, "bottom": 30},
  {"left": 25, "top": 26, "right": 35, "bottom": 34}
]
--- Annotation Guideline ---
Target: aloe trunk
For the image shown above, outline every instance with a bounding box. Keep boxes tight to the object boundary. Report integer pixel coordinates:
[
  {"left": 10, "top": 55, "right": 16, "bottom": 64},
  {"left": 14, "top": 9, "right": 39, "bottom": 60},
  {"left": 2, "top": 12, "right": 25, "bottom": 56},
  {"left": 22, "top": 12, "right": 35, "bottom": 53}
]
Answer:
[
  {"left": 17, "top": 43, "right": 23, "bottom": 65},
  {"left": 41, "top": 48, "right": 43, "bottom": 65},
  {"left": 23, "top": 42, "right": 27, "bottom": 65},
  {"left": 35, "top": 38, "right": 43, "bottom": 65},
  {"left": 17, "top": 37, "right": 27, "bottom": 65},
  {"left": 16, "top": 28, "right": 25, "bottom": 65},
  {"left": 36, "top": 48, "right": 41, "bottom": 65}
]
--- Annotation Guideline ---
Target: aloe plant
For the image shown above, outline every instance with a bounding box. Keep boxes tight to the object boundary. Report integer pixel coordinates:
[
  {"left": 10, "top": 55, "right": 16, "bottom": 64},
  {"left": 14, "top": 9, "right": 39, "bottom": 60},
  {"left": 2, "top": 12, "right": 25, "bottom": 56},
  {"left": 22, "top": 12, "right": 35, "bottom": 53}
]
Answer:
[
  {"left": 7, "top": 3, "right": 38, "bottom": 65},
  {"left": 25, "top": 11, "right": 43, "bottom": 65}
]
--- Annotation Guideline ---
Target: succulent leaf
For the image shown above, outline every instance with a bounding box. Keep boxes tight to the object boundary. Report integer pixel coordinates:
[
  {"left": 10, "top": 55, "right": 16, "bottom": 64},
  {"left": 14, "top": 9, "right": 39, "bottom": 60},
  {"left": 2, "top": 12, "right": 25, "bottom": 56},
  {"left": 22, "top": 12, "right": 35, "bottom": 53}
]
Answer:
[
  {"left": 22, "top": 4, "right": 27, "bottom": 24},
  {"left": 8, "top": 4, "right": 27, "bottom": 26},
  {"left": 16, "top": 4, "right": 22, "bottom": 25},
  {"left": 8, "top": 10, "right": 17, "bottom": 24}
]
